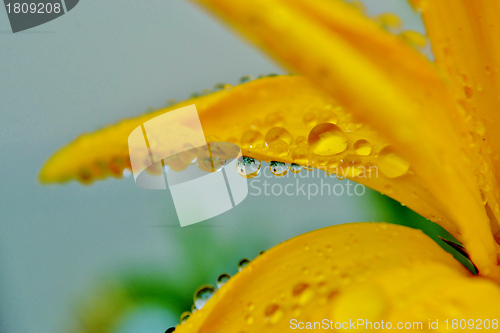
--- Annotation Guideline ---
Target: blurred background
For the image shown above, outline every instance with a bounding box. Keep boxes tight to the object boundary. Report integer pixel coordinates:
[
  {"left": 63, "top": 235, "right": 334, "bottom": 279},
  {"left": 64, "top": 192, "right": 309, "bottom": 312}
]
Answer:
[{"left": 0, "top": 1, "right": 434, "bottom": 332}]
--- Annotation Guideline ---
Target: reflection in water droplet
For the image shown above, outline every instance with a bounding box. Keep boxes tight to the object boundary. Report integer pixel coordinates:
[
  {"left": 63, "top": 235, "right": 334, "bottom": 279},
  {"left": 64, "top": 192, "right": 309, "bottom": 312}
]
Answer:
[
  {"left": 238, "top": 258, "right": 250, "bottom": 271},
  {"left": 308, "top": 123, "right": 348, "bottom": 156},
  {"left": 377, "top": 146, "right": 410, "bottom": 178},
  {"left": 270, "top": 161, "right": 290, "bottom": 177},
  {"left": 266, "top": 127, "right": 292, "bottom": 145},
  {"left": 217, "top": 273, "right": 230, "bottom": 288},
  {"left": 194, "top": 285, "right": 216, "bottom": 310},
  {"left": 303, "top": 111, "right": 317, "bottom": 126},
  {"left": 354, "top": 139, "right": 372, "bottom": 156},
  {"left": 291, "top": 163, "right": 302, "bottom": 174},
  {"left": 265, "top": 304, "right": 284, "bottom": 324},
  {"left": 180, "top": 311, "right": 191, "bottom": 323},
  {"left": 237, "top": 156, "right": 262, "bottom": 178}
]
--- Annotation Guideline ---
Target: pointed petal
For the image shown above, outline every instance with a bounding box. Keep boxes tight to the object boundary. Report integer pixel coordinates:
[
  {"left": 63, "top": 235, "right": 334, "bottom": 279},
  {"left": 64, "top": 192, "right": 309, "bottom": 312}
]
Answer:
[
  {"left": 191, "top": 0, "right": 500, "bottom": 279},
  {"left": 175, "top": 223, "right": 500, "bottom": 332},
  {"left": 410, "top": 0, "right": 500, "bottom": 254}
]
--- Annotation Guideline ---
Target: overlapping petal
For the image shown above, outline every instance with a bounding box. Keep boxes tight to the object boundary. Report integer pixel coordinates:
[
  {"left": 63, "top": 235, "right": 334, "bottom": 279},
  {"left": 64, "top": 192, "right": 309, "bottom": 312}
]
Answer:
[
  {"left": 191, "top": 0, "right": 500, "bottom": 279},
  {"left": 410, "top": 0, "right": 500, "bottom": 247},
  {"left": 175, "top": 223, "right": 500, "bottom": 332}
]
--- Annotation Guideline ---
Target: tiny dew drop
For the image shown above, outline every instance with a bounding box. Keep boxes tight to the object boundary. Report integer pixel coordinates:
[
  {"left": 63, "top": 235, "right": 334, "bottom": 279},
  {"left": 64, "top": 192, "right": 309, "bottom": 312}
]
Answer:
[
  {"left": 292, "top": 283, "right": 315, "bottom": 305},
  {"left": 239, "top": 75, "right": 254, "bottom": 83},
  {"left": 217, "top": 273, "right": 231, "bottom": 288},
  {"left": 377, "top": 146, "right": 410, "bottom": 178},
  {"left": 180, "top": 311, "right": 191, "bottom": 323},
  {"left": 246, "top": 315, "right": 255, "bottom": 325},
  {"left": 265, "top": 304, "right": 284, "bottom": 324},
  {"left": 353, "top": 139, "right": 372, "bottom": 156},
  {"left": 270, "top": 161, "right": 290, "bottom": 177},
  {"left": 194, "top": 285, "right": 216, "bottom": 310},
  {"left": 308, "top": 123, "right": 348, "bottom": 156},
  {"left": 238, "top": 258, "right": 251, "bottom": 271},
  {"left": 237, "top": 156, "right": 262, "bottom": 179},
  {"left": 290, "top": 163, "right": 302, "bottom": 174}
]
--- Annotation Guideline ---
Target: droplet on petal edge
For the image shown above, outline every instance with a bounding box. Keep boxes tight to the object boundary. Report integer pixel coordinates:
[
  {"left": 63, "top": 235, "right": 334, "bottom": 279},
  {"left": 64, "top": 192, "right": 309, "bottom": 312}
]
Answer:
[{"left": 194, "top": 285, "right": 216, "bottom": 310}]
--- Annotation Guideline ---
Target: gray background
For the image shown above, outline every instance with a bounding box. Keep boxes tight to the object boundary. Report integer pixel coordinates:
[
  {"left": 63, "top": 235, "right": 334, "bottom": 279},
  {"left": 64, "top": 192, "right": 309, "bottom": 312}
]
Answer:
[{"left": 0, "top": 1, "right": 424, "bottom": 332}]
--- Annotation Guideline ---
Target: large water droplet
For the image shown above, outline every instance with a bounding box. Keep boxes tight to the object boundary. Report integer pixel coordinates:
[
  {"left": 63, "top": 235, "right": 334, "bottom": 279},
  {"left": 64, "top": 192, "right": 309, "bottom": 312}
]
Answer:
[
  {"left": 377, "top": 146, "right": 410, "bottom": 178},
  {"left": 238, "top": 258, "right": 250, "bottom": 272},
  {"left": 237, "top": 156, "right": 262, "bottom": 179},
  {"left": 353, "top": 139, "right": 372, "bottom": 156},
  {"left": 270, "top": 161, "right": 290, "bottom": 177},
  {"left": 217, "top": 273, "right": 230, "bottom": 288},
  {"left": 265, "top": 304, "right": 284, "bottom": 324},
  {"left": 194, "top": 285, "right": 216, "bottom": 310},
  {"left": 265, "top": 127, "right": 292, "bottom": 146},
  {"left": 308, "top": 123, "right": 348, "bottom": 156}
]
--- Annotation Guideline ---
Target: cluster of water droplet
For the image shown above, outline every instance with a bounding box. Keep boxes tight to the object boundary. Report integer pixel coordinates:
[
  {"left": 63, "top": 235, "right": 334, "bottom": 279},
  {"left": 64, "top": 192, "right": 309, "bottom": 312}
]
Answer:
[{"left": 166, "top": 257, "right": 256, "bottom": 332}]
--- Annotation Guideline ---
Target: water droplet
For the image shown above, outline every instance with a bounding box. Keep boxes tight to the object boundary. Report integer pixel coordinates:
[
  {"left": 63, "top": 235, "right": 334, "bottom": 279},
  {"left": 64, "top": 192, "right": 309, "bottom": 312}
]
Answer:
[
  {"left": 295, "top": 136, "right": 307, "bottom": 145},
  {"left": 292, "top": 283, "right": 315, "bottom": 305},
  {"left": 238, "top": 258, "right": 250, "bottom": 271},
  {"left": 180, "top": 311, "right": 191, "bottom": 323},
  {"left": 290, "top": 163, "right": 302, "bottom": 174},
  {"left": 269, "top": 139, "right": 290, "bottom": 157},
  {"left": 308, "top": 123, "right": 348, "bottom": 156},
  {"left": 270, "top": 161, "right": 290, "bottom": 177},
  {"left": 375, "top": 12, "right": 403, "bottom": 31},
  {"left": 246, "top": 315, "right": 255, "bottom": 325},
  {"left": 165, "top": 327, "right": 176, "bottom": 333},
  {"left": 353, "top": 139, "right": 372, "bottom": 156},
  {"left": 292, "top": 146, "right": 311, "bottom": 165},
  {"left": 248, "top": 303, "right": 255, "bottom": 311},
  {"left": 239, "top": 75, "right": 253, "bottom": 83},
  {"left": 241, "top": 130, "right": 263, "bottom": 148},
  {"left": 317, "top": 110, "right": 338, "bottom": 124},
  {"left": 237, "top": 156, "right": 262, "bottom": 179},
  {"left": 194, "top": 285, "right": 216, "bottom": 310},
  {"left": 377, "top": 146, "right": 410, "bottom": 178},
  {"left": 217, "top": 273, "right": 230, "bottom": 288},
  {"left": 341, "top": 154, "right": 362, "bottom": 166},
  {"left": 266, "top": 112, "right": 284, "bottom": 127},
  {"left": 265, "top": 304, "right": 284, "bottom": 324},
  {"left": 400, "top": 30, "right": 428, "bottom": 50},
  {"left": 303, "top": 111, "right": 317, "bottom": 126},
  {"left": 266, "top": 127, "right": 292, "bottom": 145},
  {"left": 122, "top": 168, "right": 132, "bottom": 178},
  {"left": 464, "top": 85, "right": 474, "bottom": 99}
]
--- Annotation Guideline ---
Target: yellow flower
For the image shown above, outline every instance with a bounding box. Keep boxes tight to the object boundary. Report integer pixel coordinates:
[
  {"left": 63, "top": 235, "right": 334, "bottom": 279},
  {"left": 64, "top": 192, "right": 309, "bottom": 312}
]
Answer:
[{"left": 39, "top": 0, "right": 500, "bottom": 331}]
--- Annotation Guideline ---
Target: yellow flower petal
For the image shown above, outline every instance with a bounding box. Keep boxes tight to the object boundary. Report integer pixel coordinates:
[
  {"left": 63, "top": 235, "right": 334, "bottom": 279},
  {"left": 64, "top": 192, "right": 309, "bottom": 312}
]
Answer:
[
  {"left": 411, "top": 0, "right": 500, "bottom": 250},
  {"left": 175, "top": 223, "right": 500, "bottom": 332},
  {"left": 40, "top": 73, "right": 500, "bottom": 278},
  {"left": 191, "top": 0, "right": 500, "bottom": 279}
]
